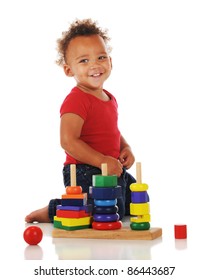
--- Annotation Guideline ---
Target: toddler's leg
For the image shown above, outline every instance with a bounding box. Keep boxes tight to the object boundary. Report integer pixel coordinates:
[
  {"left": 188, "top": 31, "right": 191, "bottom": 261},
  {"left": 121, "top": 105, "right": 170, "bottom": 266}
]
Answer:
[
  {"left": 25, "top": 199, "right": 61, "bottom": 223},
  {"left": 117, "top": 169, "right": 136, "bottom": 217},
  {"left": 124, "top": 171, "right": 136, "bottom": 215},
  {"left": 25, "top": 206, "right": 50, "bottom": 223}
]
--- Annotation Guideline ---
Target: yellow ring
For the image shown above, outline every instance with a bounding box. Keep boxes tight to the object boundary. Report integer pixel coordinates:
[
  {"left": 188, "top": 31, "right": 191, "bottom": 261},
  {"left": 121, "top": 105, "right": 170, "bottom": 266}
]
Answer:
[
  {"left": 130, "top": 183, "right": 148, "bottom": 191},
  {"left": 130, "top": 203, "right": 150, "bottom": 215},
  {"left": 130, "top": 214, "right": 151, "bottom": 223}
]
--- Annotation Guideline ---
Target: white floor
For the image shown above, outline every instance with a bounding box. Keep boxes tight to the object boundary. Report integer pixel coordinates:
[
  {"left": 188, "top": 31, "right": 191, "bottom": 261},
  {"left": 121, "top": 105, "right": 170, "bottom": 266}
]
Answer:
[
  {"left": 0, "top": 212, "right": 207, "bottom": 280},
  {"left": 19, "top": 218, "right": 197, "bottom": 261}
]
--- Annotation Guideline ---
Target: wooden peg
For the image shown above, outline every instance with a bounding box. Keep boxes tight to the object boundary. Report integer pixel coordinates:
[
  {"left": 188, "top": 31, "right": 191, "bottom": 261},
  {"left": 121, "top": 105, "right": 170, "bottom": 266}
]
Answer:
[
  {"left": 101, "top": 163, "right": 108, "bottom": 176},
  {"left": 70, "top": 164, "right": 76, "bottom": 186},
  {"left": 136, "top": 162, "right": 142, "bottom": 183}
]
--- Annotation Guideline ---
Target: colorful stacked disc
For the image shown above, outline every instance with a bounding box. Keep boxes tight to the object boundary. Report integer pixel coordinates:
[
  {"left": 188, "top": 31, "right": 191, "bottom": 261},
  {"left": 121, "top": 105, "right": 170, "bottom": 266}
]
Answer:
[
  {"left": 91, "top": 163, "right": 122, "bottom": 230},
  {"left": 54, "top": 164, "right": 92, "bottom": 230},
  {"left": 130, "top": 162, "right": 151, "bottom": 230}
]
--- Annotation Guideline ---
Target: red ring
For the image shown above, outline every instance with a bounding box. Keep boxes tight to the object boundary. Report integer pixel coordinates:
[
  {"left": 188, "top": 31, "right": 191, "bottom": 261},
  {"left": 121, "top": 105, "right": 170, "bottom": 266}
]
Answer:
[{"left": 92, "top": 221, "right": 122, "bottom": 230}]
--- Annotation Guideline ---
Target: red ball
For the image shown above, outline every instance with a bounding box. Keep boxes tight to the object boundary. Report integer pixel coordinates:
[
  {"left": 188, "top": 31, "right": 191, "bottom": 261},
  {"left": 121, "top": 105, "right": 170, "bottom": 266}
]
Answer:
[{"left": 23, "top": 226, "right": 43, "bottom": 245}]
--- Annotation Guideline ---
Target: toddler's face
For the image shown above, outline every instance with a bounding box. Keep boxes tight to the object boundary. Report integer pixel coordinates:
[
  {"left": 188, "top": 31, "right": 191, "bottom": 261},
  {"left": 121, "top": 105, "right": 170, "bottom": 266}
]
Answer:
[{"left": 64, "top": 35, "right": 112, "bottom": 92}]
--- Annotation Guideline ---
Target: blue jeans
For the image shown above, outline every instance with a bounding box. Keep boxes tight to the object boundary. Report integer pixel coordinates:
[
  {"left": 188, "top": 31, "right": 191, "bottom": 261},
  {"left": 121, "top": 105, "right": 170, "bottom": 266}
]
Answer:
[{"left": 48, "top": 164, "right": 136, "bottom": 222}]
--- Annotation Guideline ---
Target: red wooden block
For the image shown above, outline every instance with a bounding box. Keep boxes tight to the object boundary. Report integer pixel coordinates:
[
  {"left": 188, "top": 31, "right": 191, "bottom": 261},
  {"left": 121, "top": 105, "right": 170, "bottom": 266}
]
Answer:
[
  {"left": 174, "top": 224, "right": 187, "bottom": 239},
  {"left": 56, "top": 209, "right": 91, "bottom": 218}
]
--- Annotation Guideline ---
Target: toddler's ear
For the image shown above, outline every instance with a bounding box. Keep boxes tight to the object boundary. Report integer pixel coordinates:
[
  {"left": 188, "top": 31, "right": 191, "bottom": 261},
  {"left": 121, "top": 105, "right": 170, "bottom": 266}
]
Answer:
[
  {"left": 109, "top": 56, "right": 113, "bottom": 70},
  {"left": 63, "top": 64, "right": 74, "bottom": 77}
]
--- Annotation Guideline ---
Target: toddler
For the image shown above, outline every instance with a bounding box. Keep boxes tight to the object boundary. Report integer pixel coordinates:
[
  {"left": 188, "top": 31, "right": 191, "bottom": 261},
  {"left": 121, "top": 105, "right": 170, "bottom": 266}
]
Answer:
[{"left": 25, "top": 18, "right": 136, "bottom": 223}]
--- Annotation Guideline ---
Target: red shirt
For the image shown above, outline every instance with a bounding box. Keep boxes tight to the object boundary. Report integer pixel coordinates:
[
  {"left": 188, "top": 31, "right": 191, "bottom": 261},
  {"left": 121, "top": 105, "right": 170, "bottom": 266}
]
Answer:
[{"left": 60, "top": 87, "right": 121, "bottom": 165}]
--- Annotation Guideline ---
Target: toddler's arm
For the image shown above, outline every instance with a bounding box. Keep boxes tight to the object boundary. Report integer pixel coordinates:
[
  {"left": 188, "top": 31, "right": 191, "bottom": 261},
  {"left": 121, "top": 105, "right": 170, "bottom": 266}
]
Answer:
[
  {"left": 119, "top": 135, "right": 135, "bottom": 169},
  {"left": 60, "top": 113, "right": 123, "bottom": 176}
]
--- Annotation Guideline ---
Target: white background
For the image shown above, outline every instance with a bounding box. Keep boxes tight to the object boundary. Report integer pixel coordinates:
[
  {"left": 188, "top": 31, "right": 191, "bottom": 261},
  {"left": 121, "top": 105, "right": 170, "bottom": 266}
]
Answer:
[{"left": 0, "top": 0, "right": 208, "bottom": 278}]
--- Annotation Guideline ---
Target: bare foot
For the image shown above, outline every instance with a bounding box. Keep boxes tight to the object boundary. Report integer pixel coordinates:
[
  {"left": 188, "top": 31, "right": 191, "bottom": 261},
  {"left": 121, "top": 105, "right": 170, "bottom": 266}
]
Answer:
[{"left": 25, "top": 206, "right": 51, "bottom": 223}]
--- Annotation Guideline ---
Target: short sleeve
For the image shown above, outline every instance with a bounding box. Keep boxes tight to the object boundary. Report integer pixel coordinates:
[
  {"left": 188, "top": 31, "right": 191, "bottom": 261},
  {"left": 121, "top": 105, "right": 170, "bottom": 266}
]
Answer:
[{"left": 60, "top": 88, "right": 90, "bottom": 120}]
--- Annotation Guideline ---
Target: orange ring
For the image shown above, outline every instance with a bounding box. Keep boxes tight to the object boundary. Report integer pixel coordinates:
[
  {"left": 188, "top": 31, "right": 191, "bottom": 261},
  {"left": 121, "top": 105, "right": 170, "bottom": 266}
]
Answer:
[{"left": 66, "top": 186, "right": 83, "bottom": 194}]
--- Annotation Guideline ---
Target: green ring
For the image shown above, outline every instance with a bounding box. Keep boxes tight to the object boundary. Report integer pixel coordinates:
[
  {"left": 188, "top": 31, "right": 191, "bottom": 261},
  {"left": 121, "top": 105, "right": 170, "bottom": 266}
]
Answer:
[
  {"left": 130, "top": 222, "right": 150, "bottom": 230},
  {"left": 93, "top": 175, "right": 117, "bottom": 187}
]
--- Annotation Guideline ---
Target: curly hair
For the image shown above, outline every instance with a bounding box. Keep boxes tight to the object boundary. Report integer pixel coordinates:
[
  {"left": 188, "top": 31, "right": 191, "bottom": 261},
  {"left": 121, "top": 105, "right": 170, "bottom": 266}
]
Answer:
[{"left": 56, "top": 18, "right": 111, "bottom": 66}]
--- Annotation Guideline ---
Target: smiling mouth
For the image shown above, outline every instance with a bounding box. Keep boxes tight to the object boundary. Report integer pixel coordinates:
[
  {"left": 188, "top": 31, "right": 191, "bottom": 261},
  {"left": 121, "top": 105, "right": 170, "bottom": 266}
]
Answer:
[{"left": 90, "top": 73, "right": 102, "bottom": 77}]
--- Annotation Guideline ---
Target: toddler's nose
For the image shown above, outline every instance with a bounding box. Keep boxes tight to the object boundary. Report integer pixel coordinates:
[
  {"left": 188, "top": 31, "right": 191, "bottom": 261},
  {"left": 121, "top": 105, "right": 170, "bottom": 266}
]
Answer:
[{"left": 89, "top": 59, "right": 99, "bottom": 68}]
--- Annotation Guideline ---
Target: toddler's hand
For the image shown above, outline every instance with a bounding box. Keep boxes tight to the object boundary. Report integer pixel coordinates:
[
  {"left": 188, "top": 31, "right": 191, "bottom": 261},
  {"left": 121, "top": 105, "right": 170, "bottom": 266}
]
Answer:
[
  {"left": 119, "top": 147, "right": 135, "bottom": 169},
  {"left": 101, "top": 156, "right": 123, "bottom": 177}
]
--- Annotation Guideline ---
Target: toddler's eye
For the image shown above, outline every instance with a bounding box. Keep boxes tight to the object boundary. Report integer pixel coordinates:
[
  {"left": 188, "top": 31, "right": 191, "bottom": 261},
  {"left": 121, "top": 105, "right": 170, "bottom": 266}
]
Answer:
[
  {"left": 79, "top": 59, "right": 89, "bottom": 63},
  {"left": 98, "top": 56, "right": 108, "bottom": 60}
]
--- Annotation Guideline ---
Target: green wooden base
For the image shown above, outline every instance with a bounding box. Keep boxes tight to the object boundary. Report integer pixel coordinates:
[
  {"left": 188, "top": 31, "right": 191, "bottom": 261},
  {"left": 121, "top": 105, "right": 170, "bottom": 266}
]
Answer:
[{"left": 54, "top": 220, "right": 91, "bottom": 231}]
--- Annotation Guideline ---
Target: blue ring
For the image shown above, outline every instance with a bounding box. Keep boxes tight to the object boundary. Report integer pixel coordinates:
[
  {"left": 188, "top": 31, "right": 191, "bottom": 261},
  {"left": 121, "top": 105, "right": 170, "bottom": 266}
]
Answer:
[
  {"left": 94, "top": 205, "right": 118, "bottom": 214},
  {"left": 94, "top": 199, "right": 117, "bottom": 207},
  {"left": 93, "top": 213, "right": 120, "bottom": 222}
]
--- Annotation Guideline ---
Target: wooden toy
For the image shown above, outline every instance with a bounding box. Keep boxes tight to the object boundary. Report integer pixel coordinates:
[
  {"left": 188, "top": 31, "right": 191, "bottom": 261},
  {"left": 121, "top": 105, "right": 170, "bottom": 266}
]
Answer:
[
  {"left": 130, "top": 162, "right": 150, "bottom": 230},
  {"left": 52, "top": 162, "right": 162, "bottom": 240},
  {"left": 53, "top": 164, "right": 92, "bottom": 230},
  {"left": 57, "top": 205, "right": 92, "bottom": 212},
  {"left": 130, "top": 222, "right": 150, "bottom": 230},
  {"left": 130, "top": 214, "right": 151, "bottom": 223},
  {"left": 61, "top": 193, "right": 87, "bottom": 199},
  {"left": 131, "top": 191, "right": 149, "bottom": 203},
  {"left": 66, "top": 186, "right": 82, "bottom": 194},
  {"left": 53, "top": 223, "right": 90, "bottom": 231},
  {"left": 130, "top": 163, "right": 148, "bottom": 191},
  {"left": 89, "top": 185, "right": 122, "bottom": 199},
  {"left": 92, "top": 221, "right": 122, "bottom": 230},
  {"left": 56, "top": 209, "right": 91, "bottom": 218},
  {"left": 93, "top": 213, "right": 120, "bottom": 222},
  {"left": 130, "top": 203, "right": 150, "bottom": 215},
  {"left": 52, "top": 227, "right": 162, "bottom": 240},
  {"left": 54, "top": 216, "right": 92, "bottom": 227},
  {"left": 70, "top": 164, "right": 77, "bottom": 186},
  {"left": 93, "top": 175, "right": 118, "bottom": 187},
  {"left": 174, "top": 224, "right": 187, "bottom": 239},
  {"left": 92, "top": 163, "right": 117, "bottom": 187},
  {"left": 61, "top": 198, "right": 87, "bottom": 206},
  {"left": 94, "top": 205, "right": 118, "bottom": 214},
  {"left": 94, "top": 199, "right": 117, "bottom": 207},
  {"left": 91, "top": 163, "right": 122, "bottom": 230}
]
